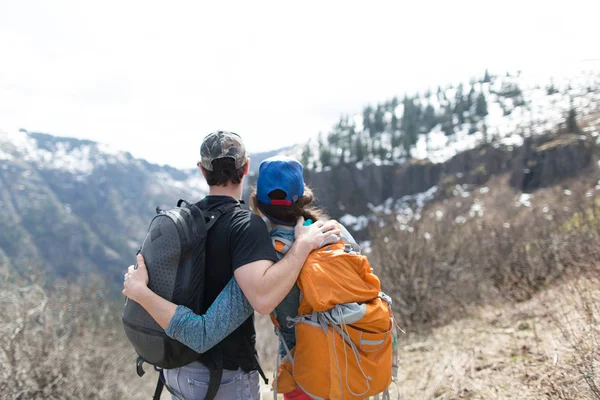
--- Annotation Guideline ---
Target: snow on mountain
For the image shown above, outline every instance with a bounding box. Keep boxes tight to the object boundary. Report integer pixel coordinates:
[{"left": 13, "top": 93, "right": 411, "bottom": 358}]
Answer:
[
  {"left": 341, "top": 185, "right": 439, "bottom": 233},
  {"left": 287, "top": 65, "right": 600, "bottom": 170},
  {"left": 0, "top": 129, "right": 207, "bottom": 199},
  {"left": 0, "top": 129, "right": 134, "bottom": 174}
]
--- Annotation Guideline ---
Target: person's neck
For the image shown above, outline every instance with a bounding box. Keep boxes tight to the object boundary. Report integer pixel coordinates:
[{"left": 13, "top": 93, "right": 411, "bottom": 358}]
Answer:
[
  {"left": 208, "top": 184, "right": 243, "bottom": 200},
  {"left": 268, "top": 221, "right": 294, "bottom": 230}
]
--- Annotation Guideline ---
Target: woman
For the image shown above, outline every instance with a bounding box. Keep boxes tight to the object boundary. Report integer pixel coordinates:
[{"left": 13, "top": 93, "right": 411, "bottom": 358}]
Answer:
[{"left": 250, "top": 155, "right": 359, "bottom": 399}]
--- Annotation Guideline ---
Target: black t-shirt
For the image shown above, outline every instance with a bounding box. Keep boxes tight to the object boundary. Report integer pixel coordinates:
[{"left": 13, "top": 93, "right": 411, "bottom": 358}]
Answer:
[{"left": 196, "top": 195, "right": 278, "bottom": 371}]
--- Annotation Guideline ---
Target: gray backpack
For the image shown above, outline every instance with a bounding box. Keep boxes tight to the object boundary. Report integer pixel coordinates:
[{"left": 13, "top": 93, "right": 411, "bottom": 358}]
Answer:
[{"left": 122, "top": 199, "right": 240, "bottom": 400}]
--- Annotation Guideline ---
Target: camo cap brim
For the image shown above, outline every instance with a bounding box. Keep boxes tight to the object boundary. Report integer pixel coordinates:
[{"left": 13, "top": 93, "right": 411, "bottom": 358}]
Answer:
[{"left": 200, "top": 130, "right": 247, "bottom": 171}]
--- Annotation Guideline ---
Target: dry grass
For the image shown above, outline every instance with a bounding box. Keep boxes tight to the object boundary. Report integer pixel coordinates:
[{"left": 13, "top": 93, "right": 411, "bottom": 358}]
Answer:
[{"left": 387, "top": 276, "right": 600, "bottom": 399}]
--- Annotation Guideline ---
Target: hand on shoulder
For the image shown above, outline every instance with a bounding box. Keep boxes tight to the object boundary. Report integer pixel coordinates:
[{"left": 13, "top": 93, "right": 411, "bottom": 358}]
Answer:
[{"left": 293, "top": 217, "right": 341, "bottom": 253}]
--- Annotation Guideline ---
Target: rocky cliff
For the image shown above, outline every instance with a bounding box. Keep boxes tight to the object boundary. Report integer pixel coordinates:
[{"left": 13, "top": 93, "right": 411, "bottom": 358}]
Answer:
[{"left": 295, "top": 131, "right": 598, "bottom": 220}]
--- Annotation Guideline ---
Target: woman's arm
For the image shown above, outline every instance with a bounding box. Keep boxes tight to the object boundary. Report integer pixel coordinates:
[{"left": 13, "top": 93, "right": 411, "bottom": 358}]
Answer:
[
  {"left": 165, "top": 277, "right": 254, "bottom": 353},
  {"left": 123, "top": 254, "right": 253, "bottom": 353},
  {"left": 273, "top": 283, "right": 300, "bottom": 357}
]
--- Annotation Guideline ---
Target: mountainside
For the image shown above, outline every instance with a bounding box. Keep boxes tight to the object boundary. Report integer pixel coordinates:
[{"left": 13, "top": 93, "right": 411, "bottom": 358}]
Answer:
[
  {"left": 264, "top": 67, "right": 600, "bottom": 239},
  {"left": 0, "top": 129, "right": 208, "bottom": 285},
  {"left": 291, "top": 67, "right": 600, "bottom": 170},
  {"left": 307, "top": 127, "right": 599, "bottom": 236}
]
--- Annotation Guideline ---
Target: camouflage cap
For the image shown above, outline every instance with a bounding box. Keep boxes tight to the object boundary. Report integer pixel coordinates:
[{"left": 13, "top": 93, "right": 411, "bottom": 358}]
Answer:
[{"left": 199, "top": 130, "right": 247, "bottom": 171}]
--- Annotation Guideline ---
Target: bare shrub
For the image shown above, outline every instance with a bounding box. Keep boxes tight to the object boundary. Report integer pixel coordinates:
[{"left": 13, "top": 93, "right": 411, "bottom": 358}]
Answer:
[
  {"left": 548, "top": 278, "right": 600, "bottom": 399},
  {"left": 0, "top": 276, "right": 157, "bottom": 399},
  {"left": 370, "top": 175, "right": 600, "bottom": 331}
]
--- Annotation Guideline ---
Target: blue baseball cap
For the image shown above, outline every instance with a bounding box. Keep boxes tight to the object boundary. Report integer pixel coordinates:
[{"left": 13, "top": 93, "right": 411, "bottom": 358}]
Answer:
[{"left": 257, "top": 156, "right": 305, "bottom": 206}]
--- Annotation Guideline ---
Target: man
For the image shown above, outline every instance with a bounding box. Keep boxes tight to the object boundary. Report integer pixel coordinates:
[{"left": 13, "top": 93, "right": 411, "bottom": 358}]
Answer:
[{"left": 123, "top": 131, "right": 340, "bottom": 399}]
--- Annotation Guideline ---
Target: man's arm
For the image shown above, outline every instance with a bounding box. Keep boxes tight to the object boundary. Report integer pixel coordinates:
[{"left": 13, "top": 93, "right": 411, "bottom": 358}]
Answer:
[
  {"left": 234, "top": 217, "right": 340, "bottom": 315},
  {"left": 123, "top": 256, "right": 253, "bottom": 353}
]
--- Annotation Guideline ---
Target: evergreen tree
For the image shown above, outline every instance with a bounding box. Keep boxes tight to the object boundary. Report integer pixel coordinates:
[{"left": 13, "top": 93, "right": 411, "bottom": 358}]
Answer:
[
  {"left": 467, "top": 86, "right": 476, "bottom": 111},
  {"left": 401, "top": 96, "right": 419, "bottom": 147},
  {"left": 475, "top": 93, "right": 488, "bottom": 117},
  {"left": 355, "top": 135, "right": 365, "bottom": 161},
  {"left": 320, "top": 147, "right": 332, "bottom": 167},
  {"left": 422, "top": 104, "right": 436, "bottom": 132},
  {"left": 440, "top": 106, "right": 454, "bottom": 136},
  {"left": 339, "top": 146, "right": 347, "bottom": 165},
  {"left": 301, "top": 143, "right": 312, "bottom": 167},
  {"left": 374, "top": 141, "right": 386, "bottom": 160},
  {"left": 454, "top": 83, "right": 466, "bottom": 124},
  {"left": 348, "top": 124, "right": 356, "bottom": 139},
  {"left": 380, "top": 143, "right": 388, "bottom": 160},
  {"left": 391, "top": 131, "right": 402, "bottom": 150},
  {"left": 328, "top": 130, "right": 340, "bottom": 149},
  {"left": 390, "top": 113, "right": 399, "bottom": 132},
  {"left": 362, "top": 106, "right": 373, "bottom": 133},
  {"left": 468, "top": 117, "right": 477, "bottom": 135},
  {"left": 373, "top": 105, "right": 385, "bottom": 133},
  {"left": 546, "top": 79, "right": 559, "bottom": 95},
  {"left": 401, "top": 132, "right": 411, "bottom": 156},
  {"left": 482, "top": 123, "right": 490, "bottom": 143},
  {"left": 483, "top": 69, "right": 491, "bottom": 83},
  {"left": 317, "top": 132, "right": 331, "bottom": 167},
  {"left": 566, "top": 102, "right": 581, "bottom": 134}
]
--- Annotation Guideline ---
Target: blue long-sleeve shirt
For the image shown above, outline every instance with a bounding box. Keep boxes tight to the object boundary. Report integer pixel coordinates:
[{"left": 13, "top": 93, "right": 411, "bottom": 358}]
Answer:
[{"left": 165, "top": 277, "right": 253, "bottom": 354}]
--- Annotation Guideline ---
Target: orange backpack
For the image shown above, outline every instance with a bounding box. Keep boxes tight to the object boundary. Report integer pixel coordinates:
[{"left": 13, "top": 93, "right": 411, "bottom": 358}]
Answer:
[{"left": 271, "top": 233, "right": 393, "bottom": 399}]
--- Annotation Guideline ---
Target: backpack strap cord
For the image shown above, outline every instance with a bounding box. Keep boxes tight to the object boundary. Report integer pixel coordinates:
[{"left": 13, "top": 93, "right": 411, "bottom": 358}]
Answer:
[
  {"left": 152, "top": 368, "right": 186, "bottom": 400},
  {"left": 272, "top": 326, "right": 291, "bottom": 400},
  {"left": 326, "top": 308, "right": 372, "bottom": 398},
  {"left": 239, "top": 332, "right": 269, "bottom": 387},
  {"left": 153, "top": 372, "right": 165, "bottom": 400},
  {"left": 136, "top": 356, "right": 145, "bottom": 377},
  {"left": 256, "top": 363, "right": 269, "bottom": 386},
  {"left": 380, "top": 291, "right": 406, "bottom": 335},
  {"left": 177, "top": 199, "right": 191, "bottom": 208},
  {"left": 273, "top": 349, "right": 280, "bottom": 400},
  {"left": 204, "top": 351, "right": 223, "bottom": 400},
  {"left": 277, "top": 327, "right": 295, "bottom": 367}
]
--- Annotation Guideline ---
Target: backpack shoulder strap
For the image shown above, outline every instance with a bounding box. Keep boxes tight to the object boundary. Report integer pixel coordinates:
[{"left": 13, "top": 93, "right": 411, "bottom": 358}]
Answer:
[
  {"left": 205, "top": 200, "right": 243, "bottom": 230},
  {"left": 205, "top": 351, "right": 223, "bottom": 400},
  {"left": 185, "top": 199, "right": 242, "bottom": 231},
  {"left": 239, "top": 334, "right": 269, "bottom": 385},
  {"left": 272, "top": 236, "right": 294, "bottom": 255}
]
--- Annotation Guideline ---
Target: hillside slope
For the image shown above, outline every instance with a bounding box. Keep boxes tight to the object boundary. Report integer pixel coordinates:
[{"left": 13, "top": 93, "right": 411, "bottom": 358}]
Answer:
[{"left": 0, "top": 130, "right": 208, "bottom": 285}]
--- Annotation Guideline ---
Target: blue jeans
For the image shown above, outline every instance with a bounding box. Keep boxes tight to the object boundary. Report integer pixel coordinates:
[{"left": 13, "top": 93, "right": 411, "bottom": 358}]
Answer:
[{"left": 163, "top": 361, "right": 261, "bottom": 400}]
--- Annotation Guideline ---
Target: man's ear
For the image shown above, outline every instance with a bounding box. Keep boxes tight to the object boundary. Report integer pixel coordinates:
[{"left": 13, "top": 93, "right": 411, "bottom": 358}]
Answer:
[
  {"left": 197, "top": 161, "right": 208, "bottom": 178},
  {"left": 243, "top": 157, "right": 250, "bottom": 175}
]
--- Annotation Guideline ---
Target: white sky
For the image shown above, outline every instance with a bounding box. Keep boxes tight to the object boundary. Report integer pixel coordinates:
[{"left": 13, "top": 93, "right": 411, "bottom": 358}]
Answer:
[{"left": 1, "top": 0, "right": 599, "bottom": 169}]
